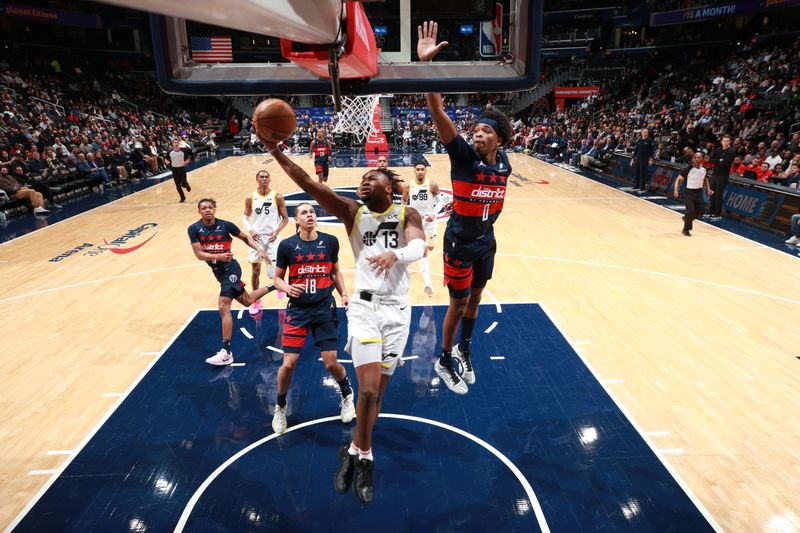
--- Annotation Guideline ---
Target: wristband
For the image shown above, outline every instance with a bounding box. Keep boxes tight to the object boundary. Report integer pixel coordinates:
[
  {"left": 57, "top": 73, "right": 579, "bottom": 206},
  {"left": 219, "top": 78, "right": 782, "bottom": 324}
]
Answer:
[{"left": 242, "top": 215, "right": 254, "bottom": 232}]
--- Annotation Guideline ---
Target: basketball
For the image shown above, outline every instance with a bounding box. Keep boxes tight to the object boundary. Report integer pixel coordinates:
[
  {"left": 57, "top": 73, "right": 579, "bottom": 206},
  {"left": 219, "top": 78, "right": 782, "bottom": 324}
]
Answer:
[{"left": 252, "top": 98, "right": 297, "bottom": 144}]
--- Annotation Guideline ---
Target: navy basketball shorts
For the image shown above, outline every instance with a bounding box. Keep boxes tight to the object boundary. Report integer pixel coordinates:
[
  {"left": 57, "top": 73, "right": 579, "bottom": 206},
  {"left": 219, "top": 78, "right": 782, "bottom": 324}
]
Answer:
[
  {"left": 314, "top": 157, "right": 330, "bottom": 178},
  {"left": 213, "top": 260, "right": 246, "bottom": 298},
  {"left": 281, "top": 297, "right": 339, "bottom": 354},
  {"left": 443, "top": 234, "right": 497, "bottom": 299}
]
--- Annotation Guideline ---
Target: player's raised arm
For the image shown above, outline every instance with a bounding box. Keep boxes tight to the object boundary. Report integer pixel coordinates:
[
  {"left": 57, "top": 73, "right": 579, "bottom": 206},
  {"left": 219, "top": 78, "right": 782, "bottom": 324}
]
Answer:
[
  {"left": 268, "top": 148, "right": 360, "bottom": 229},
  {"left": 418, "top": 21, "right": 457, "bottom": 145}
]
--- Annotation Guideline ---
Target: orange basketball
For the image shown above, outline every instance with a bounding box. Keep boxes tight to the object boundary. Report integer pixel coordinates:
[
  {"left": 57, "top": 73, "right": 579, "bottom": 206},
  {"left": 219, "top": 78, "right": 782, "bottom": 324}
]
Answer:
[{"left": 252, "top": 98, "right": 297, "bottom": 144}]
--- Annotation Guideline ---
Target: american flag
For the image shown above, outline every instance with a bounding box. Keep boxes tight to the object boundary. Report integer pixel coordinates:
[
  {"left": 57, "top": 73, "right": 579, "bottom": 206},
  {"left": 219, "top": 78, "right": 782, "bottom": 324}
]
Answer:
[{"left": 190, "top": 36, "right": 233, "bottom": 63}]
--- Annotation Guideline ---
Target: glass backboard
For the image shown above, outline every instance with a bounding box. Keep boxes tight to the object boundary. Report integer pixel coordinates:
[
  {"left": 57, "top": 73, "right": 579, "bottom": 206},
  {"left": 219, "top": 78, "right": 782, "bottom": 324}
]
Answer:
[{"left": 143, "top": 0, "right": 542, "bottom": 96}]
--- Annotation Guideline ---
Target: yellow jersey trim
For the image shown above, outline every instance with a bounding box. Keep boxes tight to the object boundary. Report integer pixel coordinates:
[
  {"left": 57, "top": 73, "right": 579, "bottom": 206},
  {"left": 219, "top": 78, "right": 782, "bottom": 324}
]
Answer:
[
  {"left": 371, "top": 203, "right": 396, "bottom": 217},
  {"left": 350, "top": 205, "right": 365, "bottom": 238}
]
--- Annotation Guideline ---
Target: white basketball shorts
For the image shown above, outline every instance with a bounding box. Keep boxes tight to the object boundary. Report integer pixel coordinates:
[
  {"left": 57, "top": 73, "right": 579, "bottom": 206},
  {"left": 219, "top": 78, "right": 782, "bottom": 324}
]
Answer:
[{"left": 345, "top": 294, "right": 411, "bottom": 376}]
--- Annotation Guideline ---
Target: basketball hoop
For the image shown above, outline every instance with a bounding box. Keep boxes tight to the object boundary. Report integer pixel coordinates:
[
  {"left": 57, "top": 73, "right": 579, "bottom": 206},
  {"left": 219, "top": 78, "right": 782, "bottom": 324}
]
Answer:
[{"left": 332, "top": 94, "right": 381, "bottom": 143}]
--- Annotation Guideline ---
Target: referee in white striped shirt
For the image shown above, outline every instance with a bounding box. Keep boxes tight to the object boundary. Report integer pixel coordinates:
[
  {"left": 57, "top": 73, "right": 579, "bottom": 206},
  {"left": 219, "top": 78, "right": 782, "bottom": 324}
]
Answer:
[
  {"left": 169, "top": 139, "right": 193, "bottom": 203},
  {"left": 674, "top": 152, "right": 714, "bottom": 236}
]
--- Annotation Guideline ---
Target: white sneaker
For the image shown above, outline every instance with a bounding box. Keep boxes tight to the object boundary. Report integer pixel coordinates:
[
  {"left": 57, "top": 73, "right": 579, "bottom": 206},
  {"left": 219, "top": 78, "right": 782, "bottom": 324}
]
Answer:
[
  {"left": 272, "top": 405, "right": 287, "bottom": 434},
  {"left": 340, "top": 392, "right": 355, "bottom": 424},
  {"left": 452, "top": 345, "right": 475, "bottom": 385},
  {"left": 785, "top": 235, "right": 800, "bottom": 245},
  {"left": 434, "top": 358, "right": 468, "bottom": 395},
  {"left": 205, "top": 348, "right": 233, "bottom": 366},
  {"left": 33, "top": 206, "right": 50, "bottom": 214}
]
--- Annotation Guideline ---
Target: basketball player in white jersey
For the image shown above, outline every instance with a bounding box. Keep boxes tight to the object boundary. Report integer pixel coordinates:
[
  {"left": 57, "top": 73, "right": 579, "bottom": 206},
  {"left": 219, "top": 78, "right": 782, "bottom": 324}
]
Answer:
[
  {"left": 242, "top": 169, "right": 288, "bottom": 314},
  {"left": 402, "top": 161, "right": 442, "bottom": 295},
  {"left": 265, "top": 142, "right": 426, "bottom": 505}
]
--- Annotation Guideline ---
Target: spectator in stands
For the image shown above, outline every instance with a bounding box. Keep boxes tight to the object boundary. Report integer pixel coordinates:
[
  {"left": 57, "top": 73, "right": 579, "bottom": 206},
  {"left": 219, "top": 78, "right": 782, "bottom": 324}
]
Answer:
[
  {"left": 0, "top": 150, "right": 22, "bottom": 169},
  {"left": 52, "top": 137, "right": 67, "bottom": 155},
  {"left": 783, "top": 164, "right": 800, "bottom": 189},
  {"left": 765, "top": 149, "right": 783, "bottom": 169},
  {"left": 228, "top": 115, "right": 240, "bottom": 137},
  {"left": 26, "top": 151, "right": 46, "bottom": 177},
  {"left": 0, "top": 166, "right": 48, "bottom": 214},
  {"left": 785, "top": 213, "right": 800, "bottom": 245},
  {"left": 107, "top": 147, "right": 130, "bottom": 182},
  {"left": 402, "top": 126, "right": 412, "bottom": 147},
  {"left": 12, "top": 164, "right": 60, "bottom": 209},
  {"left": 67, "top": 147, "right": 81, "bottom": 165},
  {"left": 730, "top": 156, "right": 747, "bottom": 177},
  {"left": 76, "top": 152, "right": 112, "bottom": 186},
  {"left": 756, "top": 162, "right": 773, "bottom": 183},
  {"left": 128, "top": 145, "right": 150, "bottom": 178},
  {"left": 580, "top": 142, "right": 600, "bottom": 168},
  {"left": 144, "top": 139, "right": 164, "bottom": 172}
]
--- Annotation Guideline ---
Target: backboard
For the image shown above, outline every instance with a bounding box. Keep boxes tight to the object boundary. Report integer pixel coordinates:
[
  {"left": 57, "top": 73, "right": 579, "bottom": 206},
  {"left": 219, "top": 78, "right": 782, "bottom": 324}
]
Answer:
[{"left": 141, "top": 0, "right": 542, "bottom": 96}]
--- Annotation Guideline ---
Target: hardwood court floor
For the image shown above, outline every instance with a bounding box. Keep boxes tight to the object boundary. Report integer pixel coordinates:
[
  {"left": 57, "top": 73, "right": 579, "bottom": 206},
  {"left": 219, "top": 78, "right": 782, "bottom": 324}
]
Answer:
[{"left": 1, "top": 154, "right": 798, "bottom": 531}]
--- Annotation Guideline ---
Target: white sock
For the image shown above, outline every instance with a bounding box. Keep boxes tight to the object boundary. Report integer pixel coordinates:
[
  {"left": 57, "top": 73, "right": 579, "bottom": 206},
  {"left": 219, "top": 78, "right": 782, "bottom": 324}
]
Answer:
[
  {"left": 420, "top": 256, "right": 432, "bottom": 288},
  {"left": 348, "top": 443, "right": 359, "bottom": 456},
  {"left": 358, "top": 448, "right": 374, "bottom": 462}
]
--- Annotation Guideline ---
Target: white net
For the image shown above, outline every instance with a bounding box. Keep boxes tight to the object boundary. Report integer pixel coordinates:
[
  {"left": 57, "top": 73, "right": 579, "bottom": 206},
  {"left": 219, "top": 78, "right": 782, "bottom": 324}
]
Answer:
[{"left": 331, "top": 94, "right": 382, "bottom": 143}]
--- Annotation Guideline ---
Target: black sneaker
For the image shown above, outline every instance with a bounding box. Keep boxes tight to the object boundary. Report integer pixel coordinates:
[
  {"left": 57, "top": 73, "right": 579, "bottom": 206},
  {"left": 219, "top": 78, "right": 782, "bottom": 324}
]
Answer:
[
  {"left": 682, "top": 230, "right": 691, "bottom": 236},
  {"left": 334, "top": 446, "right": 355, "bottom": 494},
  {"left": 352, "top": 458, "right": 374, "bottom": 504}
]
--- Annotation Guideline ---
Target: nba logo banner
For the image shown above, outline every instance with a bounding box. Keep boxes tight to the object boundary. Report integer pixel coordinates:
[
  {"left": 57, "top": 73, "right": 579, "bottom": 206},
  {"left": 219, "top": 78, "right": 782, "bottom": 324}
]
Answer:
[{"left": 480, "top": 3, "right": 503, "bottom": 57}]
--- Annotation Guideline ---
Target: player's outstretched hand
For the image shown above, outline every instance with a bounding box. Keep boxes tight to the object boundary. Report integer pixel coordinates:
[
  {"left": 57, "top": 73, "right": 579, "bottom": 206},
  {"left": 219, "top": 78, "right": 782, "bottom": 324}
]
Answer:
[
  {"left": 417, "top": 21, "right": 448, "bottom": 62},
  {"left": 367, "top": 251, "right": 399, "bottom": 280}
]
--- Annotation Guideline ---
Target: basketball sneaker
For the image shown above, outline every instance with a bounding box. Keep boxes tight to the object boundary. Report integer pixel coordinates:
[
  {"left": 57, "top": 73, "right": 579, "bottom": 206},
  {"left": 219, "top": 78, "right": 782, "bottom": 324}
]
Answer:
[
  {"left": 205, "top": 348, "right": 233, "bottom": 366},
  {"left": 248, "top": 299, "right": 263, "bottom": 316},
  {"left": 785, "top": 235, "right": 800, "bottom": 245},
  {"left": 334, "top": 446, "right": 355, "bottom": 493},
  {"left": 340, "top": 392, "right": 355, "bottom": 424},
  {"left": 434, "top": 358, "right": 468, "bottom": 395},
  {"left": 352, "top": 458, "right": 374, "bottom": 504},
  {"left": 272, "top": 405, "right": 287, "bottom": 434},
  {"left": 452, "top": 345, "right": 475, "bottom": 385}
]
